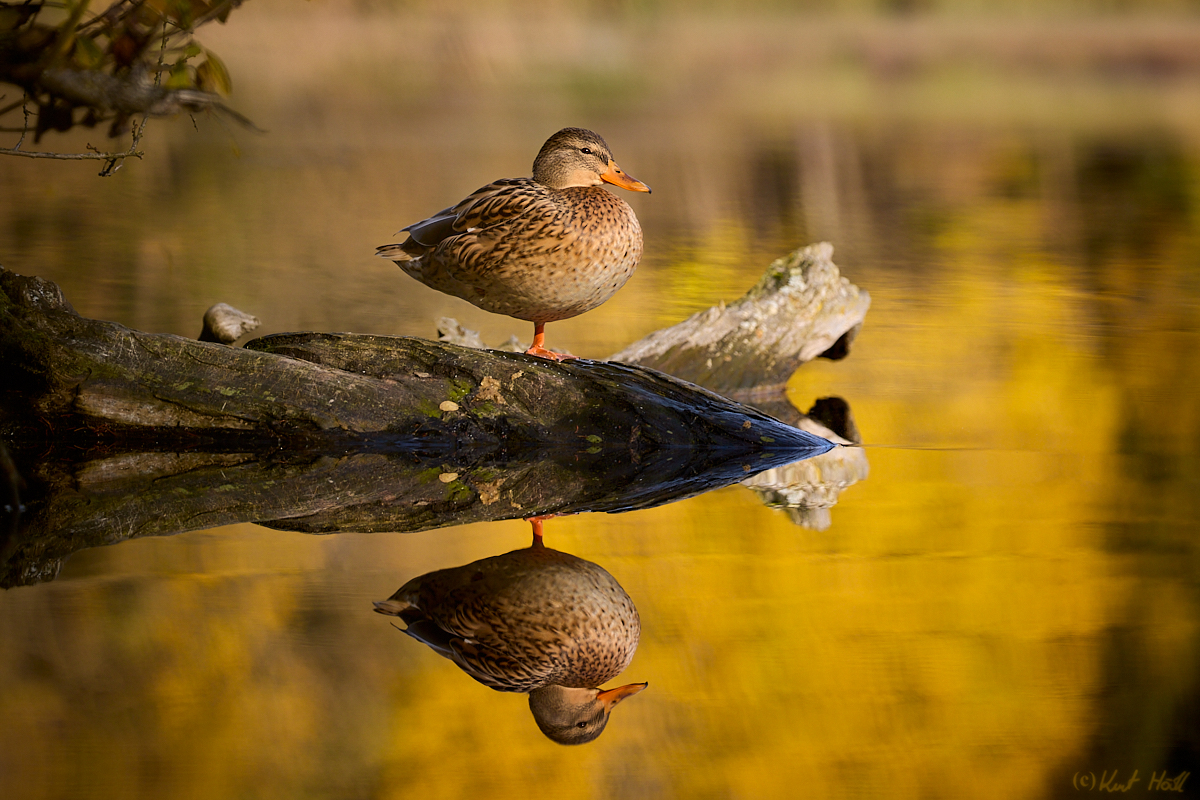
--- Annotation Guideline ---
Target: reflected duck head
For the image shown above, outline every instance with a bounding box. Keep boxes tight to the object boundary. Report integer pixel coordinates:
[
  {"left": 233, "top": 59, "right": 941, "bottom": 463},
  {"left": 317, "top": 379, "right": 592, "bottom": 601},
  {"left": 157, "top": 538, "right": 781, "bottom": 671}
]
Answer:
[{"left": 528, "top": 682, "right": 648, "bottom": 745}]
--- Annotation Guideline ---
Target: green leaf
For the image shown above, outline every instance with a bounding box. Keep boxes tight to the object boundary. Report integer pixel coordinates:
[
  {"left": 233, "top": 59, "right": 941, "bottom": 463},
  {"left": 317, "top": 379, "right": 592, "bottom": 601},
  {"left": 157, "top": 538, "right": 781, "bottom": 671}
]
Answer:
[
  {"left": 196, "top": 49, "right": 232, "bottom": 95},
  {"left": 165, "top": 62, "right": 195, "bottom": 90}
]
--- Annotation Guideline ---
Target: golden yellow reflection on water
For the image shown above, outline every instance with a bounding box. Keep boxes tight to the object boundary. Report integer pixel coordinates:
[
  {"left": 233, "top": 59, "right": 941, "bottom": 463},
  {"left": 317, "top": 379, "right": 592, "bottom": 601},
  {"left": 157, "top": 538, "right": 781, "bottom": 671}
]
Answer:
[{"left": 0, "top": 471, "right": 1150, "bottom": 799}]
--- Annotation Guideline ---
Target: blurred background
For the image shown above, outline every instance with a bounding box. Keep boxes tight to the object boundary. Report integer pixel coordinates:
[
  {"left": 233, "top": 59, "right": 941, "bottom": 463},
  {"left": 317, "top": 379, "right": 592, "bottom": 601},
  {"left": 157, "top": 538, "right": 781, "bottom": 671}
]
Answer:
[{"left": 3, "top": 0, "right": 1200, "bottom": 798}]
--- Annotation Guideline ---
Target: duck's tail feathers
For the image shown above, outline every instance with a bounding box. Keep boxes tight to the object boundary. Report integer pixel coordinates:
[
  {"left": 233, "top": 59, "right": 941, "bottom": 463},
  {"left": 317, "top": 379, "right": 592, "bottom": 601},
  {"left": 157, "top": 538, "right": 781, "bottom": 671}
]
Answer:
[
  {"left": 376, "top": 243, "right": 417, "bottom": 262},
  {"left": 372, "top": 599, "right": 410, "bottom": 616}
]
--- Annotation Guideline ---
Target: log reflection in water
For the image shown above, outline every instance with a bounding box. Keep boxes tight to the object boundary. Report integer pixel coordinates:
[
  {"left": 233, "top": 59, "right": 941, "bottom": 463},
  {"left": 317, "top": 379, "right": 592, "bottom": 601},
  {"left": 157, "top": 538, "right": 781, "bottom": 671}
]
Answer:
[
  {"left": 375, "top": 520, "right": 644, "bottom": 745},
  {"left": 0, "top": 400, "right": 835, "bottom": 587},
  {"left": 740, "top": 395, "right": 868, "bottom": 531}
]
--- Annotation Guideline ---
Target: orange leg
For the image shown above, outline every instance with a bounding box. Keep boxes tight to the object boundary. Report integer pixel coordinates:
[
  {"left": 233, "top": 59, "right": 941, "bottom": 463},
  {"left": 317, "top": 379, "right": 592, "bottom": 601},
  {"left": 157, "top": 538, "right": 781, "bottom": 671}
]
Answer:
[
  {"left": 524, "top": 322, "right": 576, "bottom": 361},
  {"left": 525, "top": 513, "right": 559, "bottom": 546}
]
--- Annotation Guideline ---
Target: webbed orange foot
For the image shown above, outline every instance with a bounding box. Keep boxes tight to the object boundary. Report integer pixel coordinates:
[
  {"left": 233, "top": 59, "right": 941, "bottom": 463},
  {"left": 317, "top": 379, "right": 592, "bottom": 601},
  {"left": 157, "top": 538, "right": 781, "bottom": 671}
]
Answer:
[
  {"left": 524, "top": 344, "right": 578, "bottom": 361},
  {"left": 525, "top": 322, "right": 577, "bottom": 361}
]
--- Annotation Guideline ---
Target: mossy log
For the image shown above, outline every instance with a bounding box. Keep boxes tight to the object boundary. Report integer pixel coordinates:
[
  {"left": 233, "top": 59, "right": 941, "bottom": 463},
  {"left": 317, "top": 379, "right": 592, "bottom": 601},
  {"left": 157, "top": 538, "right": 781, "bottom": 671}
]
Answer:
[{"left": 1, "top": 267, "right": 828, "bottom": 453}]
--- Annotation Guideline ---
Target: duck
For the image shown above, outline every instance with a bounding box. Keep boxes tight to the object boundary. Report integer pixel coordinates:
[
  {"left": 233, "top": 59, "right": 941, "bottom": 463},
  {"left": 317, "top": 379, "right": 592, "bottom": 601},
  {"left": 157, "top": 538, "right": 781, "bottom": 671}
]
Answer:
[
  {"left": 376, "top": 128, "right": 651, "bottom": 359},
  {"left": 373, "top": 522, "right": 645, "bottom": 744}
]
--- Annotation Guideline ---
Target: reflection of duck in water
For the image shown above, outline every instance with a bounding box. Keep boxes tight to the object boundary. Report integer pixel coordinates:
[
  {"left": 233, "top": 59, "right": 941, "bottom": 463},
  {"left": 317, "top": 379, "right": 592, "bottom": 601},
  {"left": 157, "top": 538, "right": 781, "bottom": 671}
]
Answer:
[{"left": 374, "top": 522, "right": 645, "bottom": 744}]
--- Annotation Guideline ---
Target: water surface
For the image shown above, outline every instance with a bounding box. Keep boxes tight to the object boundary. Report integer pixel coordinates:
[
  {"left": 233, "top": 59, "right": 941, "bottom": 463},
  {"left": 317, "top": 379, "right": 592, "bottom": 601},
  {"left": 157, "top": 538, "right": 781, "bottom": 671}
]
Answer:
[{"left": 2, "top": 4, "right": 1199, "bottom": 799}]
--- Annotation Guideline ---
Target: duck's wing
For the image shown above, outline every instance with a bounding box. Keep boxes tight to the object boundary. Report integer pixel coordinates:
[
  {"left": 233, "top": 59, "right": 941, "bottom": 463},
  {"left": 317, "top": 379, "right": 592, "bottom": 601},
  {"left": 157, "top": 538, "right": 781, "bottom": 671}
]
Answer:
[
  {"left": 401, "top": 205, "right": 459, "bottom": 247},
  {"left": 377, "top": 596, "right": 557, "bottom": 693},
  {"left": 448, "top": 638, "right": 551, "bottom": 693},
  {"left": 375, "top": 600, "right": 459, "bottom": 660},
  {"left": 445, "top": 178, "right": 548, "bottom": 234},
  {"left": 380, "top": 605, "right": 533, "bottom": 691},
  {"left": 398, "top": 617, "right": 458, "bottom": 659},
  {"left": 442, "top": 585, "right": 568, "bottom": 692},
  {"left": 399, "top": 178, "right": 546, "bottom": 246}
]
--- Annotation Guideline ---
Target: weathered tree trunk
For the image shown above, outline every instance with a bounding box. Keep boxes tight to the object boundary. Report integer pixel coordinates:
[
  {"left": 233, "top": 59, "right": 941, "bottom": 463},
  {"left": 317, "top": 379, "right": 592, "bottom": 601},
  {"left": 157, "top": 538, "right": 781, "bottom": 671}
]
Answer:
[
  {"left": 612, "top": 242, "right": 870, "bottom": 392},
  {"left": 1, "top": 243, "right": 868, "bottom": 443},
  {"left": 1, "top": 267, "right": 827, "bottom": 451}
]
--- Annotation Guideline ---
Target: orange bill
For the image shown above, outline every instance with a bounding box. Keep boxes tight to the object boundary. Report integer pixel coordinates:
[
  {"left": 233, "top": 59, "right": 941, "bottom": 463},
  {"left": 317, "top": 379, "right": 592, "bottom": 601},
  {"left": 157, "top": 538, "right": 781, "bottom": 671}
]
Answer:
[
  {"left": 597, "top": 682, "right": 649, "bottom": 709},
  {"left": 601, "top": 161, "right": 652, "bottom": 193}
]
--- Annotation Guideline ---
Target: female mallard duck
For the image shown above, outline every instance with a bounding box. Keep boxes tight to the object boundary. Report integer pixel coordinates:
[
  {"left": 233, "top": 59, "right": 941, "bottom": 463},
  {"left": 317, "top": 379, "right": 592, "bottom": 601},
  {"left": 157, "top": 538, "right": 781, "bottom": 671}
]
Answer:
[
  {"left": 376, "top": 127, "right": 651, "bottom": 359},
  {"left": 373, "top": 524, "right": 645, "bottom": 745}
]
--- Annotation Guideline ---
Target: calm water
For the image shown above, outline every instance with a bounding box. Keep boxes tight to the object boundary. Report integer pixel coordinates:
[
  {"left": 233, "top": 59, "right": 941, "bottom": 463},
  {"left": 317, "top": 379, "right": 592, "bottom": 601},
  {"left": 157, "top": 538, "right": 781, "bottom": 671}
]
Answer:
[{"left": 3, "top": 4, "right": 1200, "bottom": 799}]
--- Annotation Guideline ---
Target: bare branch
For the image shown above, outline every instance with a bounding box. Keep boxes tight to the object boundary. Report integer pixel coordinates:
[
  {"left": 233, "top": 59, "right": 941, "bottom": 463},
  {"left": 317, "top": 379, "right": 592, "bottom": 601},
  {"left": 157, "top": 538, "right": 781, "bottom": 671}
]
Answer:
[{"left": 0, "top": 146, "right": 143, "bottom": 161}]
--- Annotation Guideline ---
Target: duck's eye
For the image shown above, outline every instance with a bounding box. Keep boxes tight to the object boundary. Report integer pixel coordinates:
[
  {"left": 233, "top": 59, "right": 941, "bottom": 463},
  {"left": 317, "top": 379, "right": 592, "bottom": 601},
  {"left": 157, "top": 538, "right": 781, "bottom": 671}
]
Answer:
[
  {"left": 580, "top": 147, "right": 593, "bottom": 155},
  {"left": 576, "top": 721, "right": 588, "bottom": 729}
]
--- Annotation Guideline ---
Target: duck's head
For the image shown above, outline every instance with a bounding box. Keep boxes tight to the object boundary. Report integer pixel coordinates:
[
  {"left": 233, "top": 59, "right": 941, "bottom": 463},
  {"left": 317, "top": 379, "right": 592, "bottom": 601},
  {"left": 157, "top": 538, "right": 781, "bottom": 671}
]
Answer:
[
  {"left": 532, "top": 128, "right": 652, "bottom": 194},
  {"left": 527, "top": 682, "right": 648, "bottom": 745}
]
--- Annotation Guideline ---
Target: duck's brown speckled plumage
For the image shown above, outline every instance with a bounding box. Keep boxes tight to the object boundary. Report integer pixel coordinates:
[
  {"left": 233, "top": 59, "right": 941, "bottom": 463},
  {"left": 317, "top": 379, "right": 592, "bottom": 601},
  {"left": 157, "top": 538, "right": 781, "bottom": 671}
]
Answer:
[
  {"left": 376, "top": 128, "right": 649, "bottom": 355},
  {"left": 374, "top": 542, "right": 640, "bottom": 693}
]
